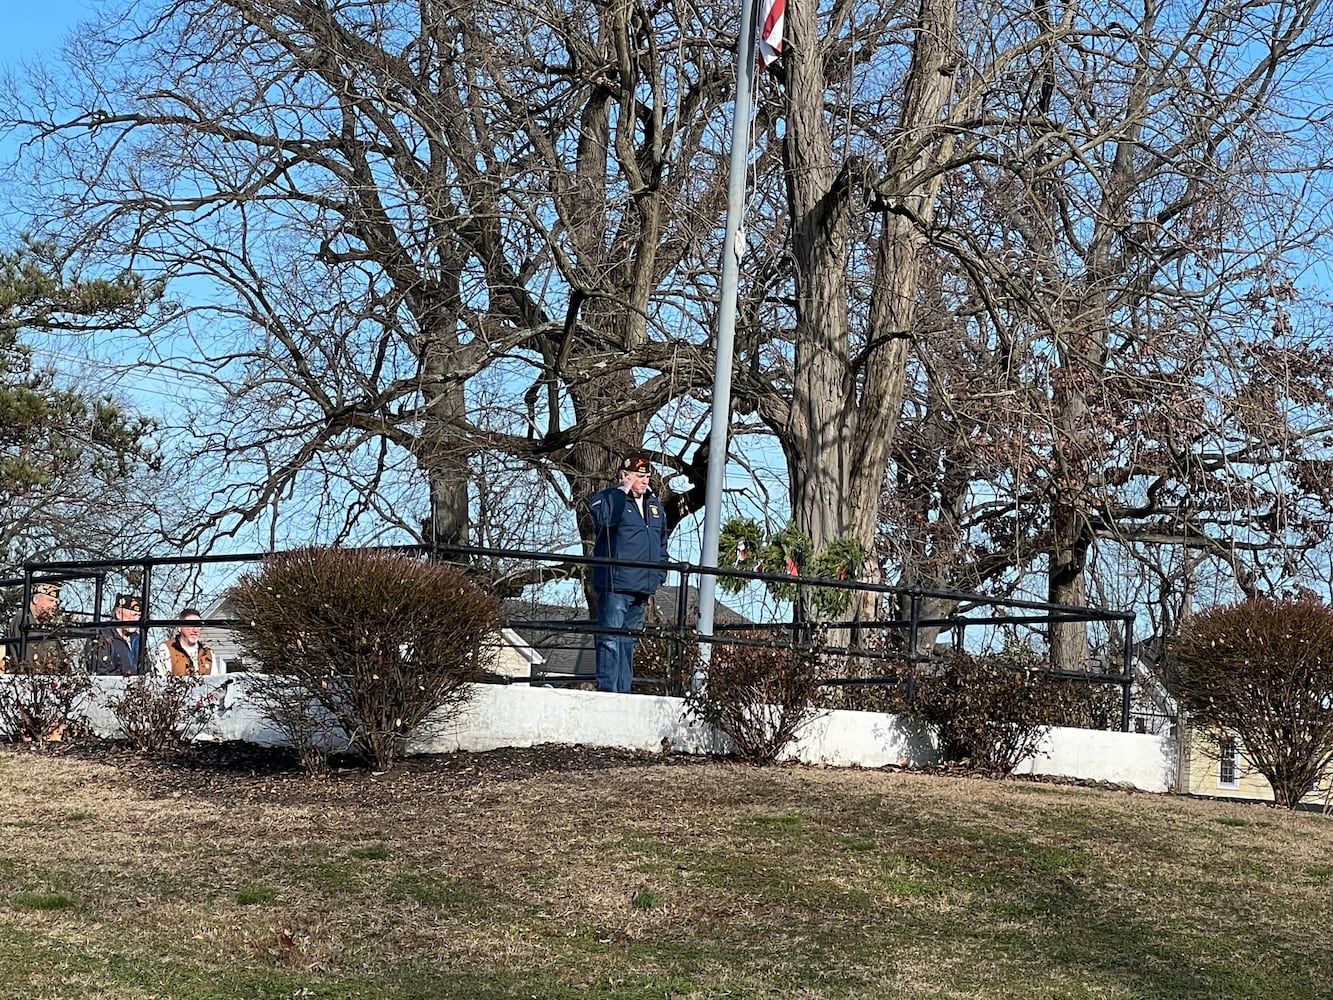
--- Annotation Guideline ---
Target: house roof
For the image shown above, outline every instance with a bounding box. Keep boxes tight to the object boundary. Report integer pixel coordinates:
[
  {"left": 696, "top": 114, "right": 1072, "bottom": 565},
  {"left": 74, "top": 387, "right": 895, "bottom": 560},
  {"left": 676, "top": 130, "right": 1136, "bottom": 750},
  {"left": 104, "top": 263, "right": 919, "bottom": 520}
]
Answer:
[{"left": 504, "top": 585, "right": 749, "bottom": 681}]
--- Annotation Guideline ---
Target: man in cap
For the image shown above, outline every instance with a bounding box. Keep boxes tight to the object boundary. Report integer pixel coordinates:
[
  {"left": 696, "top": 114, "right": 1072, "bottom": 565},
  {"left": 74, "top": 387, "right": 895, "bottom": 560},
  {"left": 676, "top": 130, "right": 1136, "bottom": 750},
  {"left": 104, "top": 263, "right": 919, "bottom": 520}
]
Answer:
[
  {"left": 2, "top": 581, "right": 69, "bottom": 673},
  {"left": 88, "top": 593, "right": 148, "bottom": 676},
  {"left": 587, "top": 451, "right": 670, "bottom": 692}
]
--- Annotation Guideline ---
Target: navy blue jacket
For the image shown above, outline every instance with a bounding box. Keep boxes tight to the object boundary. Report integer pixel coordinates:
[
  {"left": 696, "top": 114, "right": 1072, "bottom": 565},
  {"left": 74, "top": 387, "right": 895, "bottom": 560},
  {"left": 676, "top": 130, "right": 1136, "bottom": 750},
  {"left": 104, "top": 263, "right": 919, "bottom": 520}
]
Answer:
[
  {"left": 88, "top": 628, "right": 146, "bottom": 676},
  {"left": 588, "top": 484, "right": 669, "bottom": 595}
]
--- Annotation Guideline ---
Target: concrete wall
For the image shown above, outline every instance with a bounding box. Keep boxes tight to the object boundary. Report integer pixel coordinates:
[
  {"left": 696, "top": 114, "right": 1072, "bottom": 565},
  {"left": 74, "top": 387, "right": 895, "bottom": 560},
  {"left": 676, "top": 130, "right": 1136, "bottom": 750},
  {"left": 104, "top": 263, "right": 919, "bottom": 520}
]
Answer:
[
  {"left": 74, "top": 676, "right": 1178, "bottom": 792},
  {"left": 1013, "top": 726, "right": 1178, "bottom": 792}
]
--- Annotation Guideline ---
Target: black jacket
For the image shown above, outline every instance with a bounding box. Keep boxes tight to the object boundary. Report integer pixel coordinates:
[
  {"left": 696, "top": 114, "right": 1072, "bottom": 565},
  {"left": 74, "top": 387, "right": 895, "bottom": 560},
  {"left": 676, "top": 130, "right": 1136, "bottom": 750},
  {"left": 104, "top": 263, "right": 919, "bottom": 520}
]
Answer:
[
  {"left": 88, "top": 628, "right": 146, "bottom": 676},
  {"left": 3, "top": 610, "right": 70, "bottom": 673}
]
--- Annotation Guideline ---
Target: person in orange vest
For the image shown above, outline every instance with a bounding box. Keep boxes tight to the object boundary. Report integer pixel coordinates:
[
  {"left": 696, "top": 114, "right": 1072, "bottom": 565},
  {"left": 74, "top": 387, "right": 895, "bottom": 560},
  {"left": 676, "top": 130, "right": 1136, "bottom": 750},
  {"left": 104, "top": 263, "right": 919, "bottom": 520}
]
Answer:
[{"left": 151, "top": 607, "right": 218, "bottom": 676}]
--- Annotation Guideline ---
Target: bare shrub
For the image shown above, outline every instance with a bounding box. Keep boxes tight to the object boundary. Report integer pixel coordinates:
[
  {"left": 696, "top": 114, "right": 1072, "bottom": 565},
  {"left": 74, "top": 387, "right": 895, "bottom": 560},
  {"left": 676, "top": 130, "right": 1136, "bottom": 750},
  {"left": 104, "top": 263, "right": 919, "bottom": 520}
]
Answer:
[
  {"left": 1170, "top": 598, "right": 1333, "bottom": 809},
  {"left": 0, "top": 672, "right": 92, "bottom": 745},
  {"left": 227, "top": 547, "right": 504, "bottom": 772},
  {"left": 0, "top": 620, "right": 91, "bottom": 745},
  {"left": 105, "top": 675, "right": 218, "bottom": 753},
  {"left": 1045, "top": 680, "right": 1122, "bottom": 732},
  {"left": 631, "top": 634, "right": 701, "bottom": 697},
  {"left": 243, "top": 675, "right": 346, "bottom": 775},
  {"left": 905, "top": 650, "right": 1070, "bottom": 775},
  {"left": 819, "top": 647, "right": 913, "bottom": 713},
  {"left": 685, "top": 632, "right": 825, "bottom": 764}
]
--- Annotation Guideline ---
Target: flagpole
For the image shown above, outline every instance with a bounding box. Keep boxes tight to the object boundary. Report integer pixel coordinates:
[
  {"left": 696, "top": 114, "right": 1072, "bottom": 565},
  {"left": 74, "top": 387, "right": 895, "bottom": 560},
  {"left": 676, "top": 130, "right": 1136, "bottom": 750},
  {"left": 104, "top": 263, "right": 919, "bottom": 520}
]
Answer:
[{"left": 694, "top": 0, "right": 760, "bottom": 691}]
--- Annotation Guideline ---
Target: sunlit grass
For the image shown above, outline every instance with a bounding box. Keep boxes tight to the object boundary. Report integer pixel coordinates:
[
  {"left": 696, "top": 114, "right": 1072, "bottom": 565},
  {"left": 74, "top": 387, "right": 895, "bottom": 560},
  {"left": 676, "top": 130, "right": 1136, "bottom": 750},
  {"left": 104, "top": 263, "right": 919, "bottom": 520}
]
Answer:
[{"left": 0, "top": 748, "right": 1328, "bottom": 999}]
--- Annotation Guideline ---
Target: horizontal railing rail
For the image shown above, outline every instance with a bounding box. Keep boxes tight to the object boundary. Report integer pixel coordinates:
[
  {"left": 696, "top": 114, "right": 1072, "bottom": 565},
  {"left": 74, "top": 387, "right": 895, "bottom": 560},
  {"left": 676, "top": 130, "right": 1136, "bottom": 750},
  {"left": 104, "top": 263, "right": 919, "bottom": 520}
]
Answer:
[{"left": 3, "top": 541, "right": 1136, "bottom": 729}]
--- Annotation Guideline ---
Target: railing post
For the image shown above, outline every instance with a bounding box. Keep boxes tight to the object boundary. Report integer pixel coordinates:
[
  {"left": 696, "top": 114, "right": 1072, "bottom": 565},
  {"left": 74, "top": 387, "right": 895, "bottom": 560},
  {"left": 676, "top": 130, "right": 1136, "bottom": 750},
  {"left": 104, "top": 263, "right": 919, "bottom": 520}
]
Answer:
[
  {"left": 92, "top": 573, "right": 106, "bottom": 629},
  {"left": 908, "top": 589, "right": 922, "bottom": 659},
  {"left": 137, "top": 562, "right": 153, "bottom": 673},
  {"left": 1120, "top": 613, "right": 1135, "bottom": 732},
  {"left": 17, "top": 570, "right": 32, "bottom": 662},
  {"left": 672, "top": 565, "right": 690, "bottom": 697}
]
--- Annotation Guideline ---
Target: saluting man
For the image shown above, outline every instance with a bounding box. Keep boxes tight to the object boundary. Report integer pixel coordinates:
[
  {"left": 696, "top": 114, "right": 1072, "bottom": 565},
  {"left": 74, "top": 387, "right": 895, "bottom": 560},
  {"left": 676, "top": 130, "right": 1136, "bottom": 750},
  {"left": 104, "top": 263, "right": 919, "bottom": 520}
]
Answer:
[{"left": 588, "top": 452, "right": 669, "bottom": 693}]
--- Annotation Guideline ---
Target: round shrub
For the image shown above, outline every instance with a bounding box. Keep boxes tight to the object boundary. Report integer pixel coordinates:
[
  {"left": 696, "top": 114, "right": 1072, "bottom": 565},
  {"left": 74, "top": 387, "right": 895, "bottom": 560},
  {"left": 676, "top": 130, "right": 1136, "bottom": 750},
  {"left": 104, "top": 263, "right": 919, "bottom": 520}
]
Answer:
[
  {"left": 685, "top": 631, "right": 825, "bottom": 764},
  {"left": 1171, "top": 598, "right": 1333, "bottom": 809},
  {"left": 227, "top": 547, "right": 504, "bottom": 771},
  {"left": 905, "top": 650, "right": 1069, "bottom": 775}
]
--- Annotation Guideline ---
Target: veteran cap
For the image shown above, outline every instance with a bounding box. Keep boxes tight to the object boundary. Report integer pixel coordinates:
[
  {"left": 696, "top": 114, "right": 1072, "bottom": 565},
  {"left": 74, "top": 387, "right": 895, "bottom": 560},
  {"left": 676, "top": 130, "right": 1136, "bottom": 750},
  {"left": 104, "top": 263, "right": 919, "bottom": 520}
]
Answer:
[
  {"left": 32, "top": 582, "right": 62, "bottom": 599},
  {"left": 114, "top": 593, "right": 143, "bottom": 613},
  {"left": 620, "top": 452, "right": 654, "bottom": 475}
]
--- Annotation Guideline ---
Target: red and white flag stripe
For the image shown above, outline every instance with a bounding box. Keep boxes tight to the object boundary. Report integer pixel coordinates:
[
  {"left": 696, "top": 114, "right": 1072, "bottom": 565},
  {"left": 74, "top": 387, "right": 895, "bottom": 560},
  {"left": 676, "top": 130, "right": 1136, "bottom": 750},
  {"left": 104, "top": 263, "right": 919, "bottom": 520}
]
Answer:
[{"left": 756, "top": 0, "right": 785, "bottom": 70}]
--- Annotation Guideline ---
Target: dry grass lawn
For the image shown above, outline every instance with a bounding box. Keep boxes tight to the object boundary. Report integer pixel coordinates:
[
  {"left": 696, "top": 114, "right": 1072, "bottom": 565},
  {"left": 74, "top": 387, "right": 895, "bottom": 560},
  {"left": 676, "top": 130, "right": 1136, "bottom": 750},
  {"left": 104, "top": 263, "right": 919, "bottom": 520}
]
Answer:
[{"left": 0, "top": 743, "right": 1329, "bottom": 999}]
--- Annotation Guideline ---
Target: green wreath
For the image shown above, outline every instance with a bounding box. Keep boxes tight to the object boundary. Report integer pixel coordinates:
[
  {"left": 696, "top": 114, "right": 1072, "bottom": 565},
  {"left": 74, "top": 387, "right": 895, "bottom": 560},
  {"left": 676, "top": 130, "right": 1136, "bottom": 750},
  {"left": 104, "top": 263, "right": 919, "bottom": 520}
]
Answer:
[
  {"left": 809, "top": 535, "right": 866, "bottom": 617},
  {"left": 717, "top": 516, "right": 766, "bottom": 595},
  {"left": 762, "top": 521, "right": 812, "bottom": 603}
]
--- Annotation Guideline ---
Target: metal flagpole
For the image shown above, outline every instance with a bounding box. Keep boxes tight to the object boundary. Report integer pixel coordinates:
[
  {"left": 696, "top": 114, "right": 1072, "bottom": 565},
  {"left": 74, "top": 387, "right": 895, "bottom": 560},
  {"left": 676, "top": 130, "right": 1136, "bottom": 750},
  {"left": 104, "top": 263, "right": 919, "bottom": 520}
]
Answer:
[{"left": 693, "top": 0, "right": 760, "bottom": 691}]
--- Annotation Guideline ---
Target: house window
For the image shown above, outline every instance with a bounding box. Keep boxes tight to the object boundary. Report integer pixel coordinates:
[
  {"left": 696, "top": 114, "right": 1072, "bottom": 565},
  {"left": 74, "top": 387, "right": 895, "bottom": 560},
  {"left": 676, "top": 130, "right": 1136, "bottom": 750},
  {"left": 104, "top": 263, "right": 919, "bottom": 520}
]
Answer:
[{"left": 1218, "top": 735, "right": 1239, "bottom": 789}]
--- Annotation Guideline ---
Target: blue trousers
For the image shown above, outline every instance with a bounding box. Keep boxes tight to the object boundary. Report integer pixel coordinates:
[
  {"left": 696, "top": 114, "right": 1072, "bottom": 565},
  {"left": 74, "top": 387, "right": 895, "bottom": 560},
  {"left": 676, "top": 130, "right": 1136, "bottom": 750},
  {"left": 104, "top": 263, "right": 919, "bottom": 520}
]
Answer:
[{"left": 595, "top": 592, "right": 648, "bottom": 693}]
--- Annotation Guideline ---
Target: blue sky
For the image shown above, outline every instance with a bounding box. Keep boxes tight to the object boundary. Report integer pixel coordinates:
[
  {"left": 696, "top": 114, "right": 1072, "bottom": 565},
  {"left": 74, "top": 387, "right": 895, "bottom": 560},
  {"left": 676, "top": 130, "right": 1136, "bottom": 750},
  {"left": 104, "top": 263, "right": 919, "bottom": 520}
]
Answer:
[
  {"left": 0, "top": 0, "right": 192, "bottom": 427},
  {"left": 0, "top": 0, "right": 88, "bottom": 65}
]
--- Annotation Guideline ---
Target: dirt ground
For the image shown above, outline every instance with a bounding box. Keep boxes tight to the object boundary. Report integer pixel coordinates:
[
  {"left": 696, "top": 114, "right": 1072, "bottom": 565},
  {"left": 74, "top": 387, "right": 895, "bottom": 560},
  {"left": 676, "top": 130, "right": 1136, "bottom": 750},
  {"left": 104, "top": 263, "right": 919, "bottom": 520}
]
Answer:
[
  {"left": 20, "top": 738, "right": 716, "bottom": 809},
  {"left": 15, "top": 736, "right": 1142, "bottom": 811}
]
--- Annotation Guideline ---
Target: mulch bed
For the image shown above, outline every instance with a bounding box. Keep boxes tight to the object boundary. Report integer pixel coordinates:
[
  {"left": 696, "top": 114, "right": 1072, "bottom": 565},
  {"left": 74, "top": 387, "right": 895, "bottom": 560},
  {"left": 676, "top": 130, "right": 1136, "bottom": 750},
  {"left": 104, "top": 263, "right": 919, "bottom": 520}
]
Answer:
[
  {"left": 4, "top": 736, "right": 1149, "bottom": 810},
  {"left": 6, "top": 737, "right": 709, "bottom": 806}
]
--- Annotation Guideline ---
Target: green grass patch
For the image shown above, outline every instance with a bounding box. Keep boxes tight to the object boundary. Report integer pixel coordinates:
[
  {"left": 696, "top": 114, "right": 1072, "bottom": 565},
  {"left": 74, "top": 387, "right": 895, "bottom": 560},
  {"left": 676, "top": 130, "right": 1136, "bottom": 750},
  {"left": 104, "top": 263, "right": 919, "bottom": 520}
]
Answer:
[
  {"left": 11, "top": 891, "right": 76, "bottom": 910},
  {"left": 748, "top": 812, "right": 804, "bottom": 833},
  {"left": 384, "top": 870, "right": 504, "bottom": 914},
  {"left": 840, "top": 835, "right": 878, "bottom": 852},
  {"left": 630, "top": 887, "right": 661, "bottom": 909},
  {"left": 234, "top": 885, "right": 280, "bottom": 906}
]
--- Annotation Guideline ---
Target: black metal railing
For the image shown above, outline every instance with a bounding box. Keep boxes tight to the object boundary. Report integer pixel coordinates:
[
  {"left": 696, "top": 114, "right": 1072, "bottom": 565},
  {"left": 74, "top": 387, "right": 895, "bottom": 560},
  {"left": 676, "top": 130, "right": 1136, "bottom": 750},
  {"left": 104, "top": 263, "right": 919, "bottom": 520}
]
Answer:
[{"left": 1, "top": 542, "right": 1137, "bottom": 730}]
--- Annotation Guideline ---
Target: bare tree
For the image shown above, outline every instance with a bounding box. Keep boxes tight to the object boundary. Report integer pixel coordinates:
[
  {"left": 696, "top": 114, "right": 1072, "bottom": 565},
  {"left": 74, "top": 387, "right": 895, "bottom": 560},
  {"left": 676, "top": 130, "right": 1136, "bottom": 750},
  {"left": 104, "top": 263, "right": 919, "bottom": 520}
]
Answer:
[
  {"left": 3, "top": 0, "right": 741, "bottom": 559},
  {"left": 749, "top": 0, "right": 955, "bottom": 569},
  {"left": 869, "top": 0, "right": 1333, "bottom": 664},
  {"left": 8, "top": 0, "right": 1333, "bottom": 674}
]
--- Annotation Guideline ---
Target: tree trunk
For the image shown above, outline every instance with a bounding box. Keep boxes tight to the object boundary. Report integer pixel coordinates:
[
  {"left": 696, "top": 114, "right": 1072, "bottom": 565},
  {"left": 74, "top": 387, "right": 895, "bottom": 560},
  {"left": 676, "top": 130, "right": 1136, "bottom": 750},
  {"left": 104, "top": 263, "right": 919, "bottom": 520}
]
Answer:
[
  {"left": 1048, "top": 363, "right": 1093, "bottom": 671},
  {"left": 781, "top": 0, "right": 957, "bottom": 590}
]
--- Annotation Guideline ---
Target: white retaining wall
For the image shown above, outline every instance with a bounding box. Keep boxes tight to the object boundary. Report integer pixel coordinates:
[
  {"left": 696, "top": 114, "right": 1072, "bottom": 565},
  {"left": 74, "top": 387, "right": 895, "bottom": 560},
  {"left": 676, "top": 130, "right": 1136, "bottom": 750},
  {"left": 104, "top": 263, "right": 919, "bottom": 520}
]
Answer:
[{"left": 77, "top": 676, "right": 1178, "bottom": 792}]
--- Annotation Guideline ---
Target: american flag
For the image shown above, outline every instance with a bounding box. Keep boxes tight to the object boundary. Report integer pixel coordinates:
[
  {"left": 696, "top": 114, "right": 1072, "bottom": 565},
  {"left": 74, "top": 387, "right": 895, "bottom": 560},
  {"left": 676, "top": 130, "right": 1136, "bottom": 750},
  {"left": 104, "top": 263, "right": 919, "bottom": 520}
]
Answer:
[{"left": 756, "top": 0, "right": 785, "bottom": 70}]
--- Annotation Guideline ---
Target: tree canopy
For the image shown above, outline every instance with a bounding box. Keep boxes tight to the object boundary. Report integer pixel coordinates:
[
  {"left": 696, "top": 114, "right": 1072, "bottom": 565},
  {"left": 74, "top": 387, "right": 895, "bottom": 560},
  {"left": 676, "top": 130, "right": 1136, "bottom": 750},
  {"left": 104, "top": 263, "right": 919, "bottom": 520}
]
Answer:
[
  {"left": 4, "top": 0, "right": 1333, "bottom": 672},
  {"left": 0, "top": 241, "right": 161, "bottom": 572}
]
